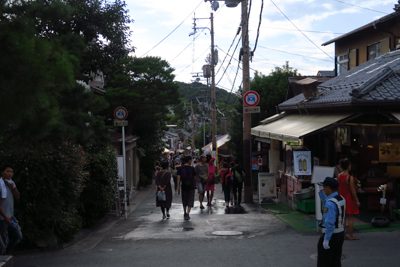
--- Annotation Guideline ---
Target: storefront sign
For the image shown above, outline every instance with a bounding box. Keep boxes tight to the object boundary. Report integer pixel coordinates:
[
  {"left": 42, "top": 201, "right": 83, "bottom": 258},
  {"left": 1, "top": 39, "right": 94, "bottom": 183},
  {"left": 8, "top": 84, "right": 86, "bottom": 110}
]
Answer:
[
  {"left": 379, "top": 142, "right": 400, "bottom": 162},
  {"left": 258, "top": 173, "right": 276, "bottom": 203},
  {"left": 293, "top": 151, "right": 312, "bottom": 175}
]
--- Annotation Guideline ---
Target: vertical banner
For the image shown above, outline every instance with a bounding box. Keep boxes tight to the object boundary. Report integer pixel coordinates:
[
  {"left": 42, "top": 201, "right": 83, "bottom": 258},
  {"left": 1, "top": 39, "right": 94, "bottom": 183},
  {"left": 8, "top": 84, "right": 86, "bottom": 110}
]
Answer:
[
  {"left": 258, "top": 173, "right": 276, "bottom": 203},
  {"left": 293, "top": 151, "right": 312, "bottom": 175},
  {"left": 252, "top": 156, "right": 259, "bottom": 170}
]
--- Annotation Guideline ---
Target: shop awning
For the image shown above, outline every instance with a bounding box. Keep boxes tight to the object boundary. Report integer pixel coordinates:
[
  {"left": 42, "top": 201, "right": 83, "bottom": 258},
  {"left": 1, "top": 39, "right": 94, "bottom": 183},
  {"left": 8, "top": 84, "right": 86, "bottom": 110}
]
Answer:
[
  {"left": 177, "top": 149, "right": 184, "bottom": 153},
  {"left": 251, "top": 113, "right": 352, "bottom": 142},
  {"left": 163, "top": 148, "right": 170, "bottom": 153}
]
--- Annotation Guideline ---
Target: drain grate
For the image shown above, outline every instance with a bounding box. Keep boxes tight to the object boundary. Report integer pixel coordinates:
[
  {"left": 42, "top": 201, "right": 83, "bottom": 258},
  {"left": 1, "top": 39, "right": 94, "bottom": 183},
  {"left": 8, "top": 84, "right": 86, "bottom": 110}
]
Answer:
[
  {"left": 311, "top": 254, "right": 348, "bottom": 260},
  {"left": 170, "top": 227, "right": 194, "bottom": 232}
]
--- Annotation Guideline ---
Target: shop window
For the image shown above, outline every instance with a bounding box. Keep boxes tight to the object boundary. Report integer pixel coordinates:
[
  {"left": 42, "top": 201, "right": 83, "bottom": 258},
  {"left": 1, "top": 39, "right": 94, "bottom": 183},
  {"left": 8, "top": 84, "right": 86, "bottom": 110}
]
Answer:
[
  {"left": 336, "top": 53, "right": 349, "bottom": 75},
  {"left": 367, "top": 42, "right": 381, "bottom": 61}
]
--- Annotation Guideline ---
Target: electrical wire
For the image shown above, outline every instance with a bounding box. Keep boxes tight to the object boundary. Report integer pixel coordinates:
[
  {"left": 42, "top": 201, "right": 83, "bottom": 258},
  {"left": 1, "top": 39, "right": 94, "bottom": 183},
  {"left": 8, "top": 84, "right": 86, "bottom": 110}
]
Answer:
[
  {"left": 175, "top": 46, "right": 211, "bottom": 77},
  {"left": 141, "top": 0, "right": 203, "bottom": 57},
  {"left": 252, "top": 25, "right": 345, "bottom": 35},
  {"left": 215, "top": 37, "right": 242, "bottom": 85},
  {"left": 252, "top": 0, "right": 263, "bottom": 54},
  {"left": 256, "top": 45, "right": 334, "bottom": 62},
  {"left": 332, "top": 0, "right": 390, "bottom": 15},
  {"left": 223, "top": 58, "right": 241, "bottom": 111},
  {"left": 269, "top": 0, "right": 334, "bottom": 61}
]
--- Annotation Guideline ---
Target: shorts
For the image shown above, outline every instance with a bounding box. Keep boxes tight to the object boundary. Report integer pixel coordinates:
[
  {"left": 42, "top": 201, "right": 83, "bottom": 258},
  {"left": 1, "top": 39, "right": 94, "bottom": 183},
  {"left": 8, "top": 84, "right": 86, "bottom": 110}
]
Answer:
[
  {"left": 182, "top": 189, "right": 195, "bottom": 207},
  {"left": 197, "top": 182, "right": 207, "bottom": 193}
]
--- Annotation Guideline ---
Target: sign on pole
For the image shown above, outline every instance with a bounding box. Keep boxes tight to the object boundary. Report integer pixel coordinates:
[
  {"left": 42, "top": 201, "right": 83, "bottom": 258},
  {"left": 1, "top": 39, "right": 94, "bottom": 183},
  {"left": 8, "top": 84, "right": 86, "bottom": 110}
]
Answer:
[
  {"left": 244, "top": 106, "right": 260, "bottom": 113},
  {"left": 243, "top": 91, "right": 260, "bottom": 107},
  {"left": 114, "top": 107, "right": 128, "bottom": 219},
  {"left": 114, "top": 107, "right": 128, "bottom": 121}
]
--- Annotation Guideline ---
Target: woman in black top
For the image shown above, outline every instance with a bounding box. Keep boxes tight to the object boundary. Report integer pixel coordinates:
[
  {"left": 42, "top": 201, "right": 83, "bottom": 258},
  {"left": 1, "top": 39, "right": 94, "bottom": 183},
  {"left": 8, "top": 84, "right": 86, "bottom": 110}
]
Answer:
[{"left": 155, "top": 161, "right": 173, "bottom": 220}]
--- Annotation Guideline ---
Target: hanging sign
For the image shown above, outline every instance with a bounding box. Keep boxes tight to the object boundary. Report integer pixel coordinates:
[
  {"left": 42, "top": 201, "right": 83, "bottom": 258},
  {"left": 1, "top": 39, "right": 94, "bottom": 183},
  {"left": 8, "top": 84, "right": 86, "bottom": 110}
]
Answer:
[
  {"left": 243, "top": 91, "right": 260, "bottom": 107},
  {"left": 293, "top": 151, "right": 312, "bottom": 175}
]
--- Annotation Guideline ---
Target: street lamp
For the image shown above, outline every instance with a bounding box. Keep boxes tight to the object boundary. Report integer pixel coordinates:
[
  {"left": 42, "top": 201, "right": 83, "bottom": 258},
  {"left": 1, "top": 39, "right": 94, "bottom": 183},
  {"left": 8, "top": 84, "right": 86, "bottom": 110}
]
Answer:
[{"left": 205, "top": 0, "right": 252, "bottom": 203}]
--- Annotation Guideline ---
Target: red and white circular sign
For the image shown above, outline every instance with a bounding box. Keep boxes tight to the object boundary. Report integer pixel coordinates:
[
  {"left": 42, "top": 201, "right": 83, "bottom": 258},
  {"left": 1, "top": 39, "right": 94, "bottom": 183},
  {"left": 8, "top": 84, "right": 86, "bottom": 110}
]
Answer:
[
  {"left": 243, "top": 91, "right": 260, "bottom": 107},
  {"left": 114, "top": 107, "right": 128, "bottom": 120}
]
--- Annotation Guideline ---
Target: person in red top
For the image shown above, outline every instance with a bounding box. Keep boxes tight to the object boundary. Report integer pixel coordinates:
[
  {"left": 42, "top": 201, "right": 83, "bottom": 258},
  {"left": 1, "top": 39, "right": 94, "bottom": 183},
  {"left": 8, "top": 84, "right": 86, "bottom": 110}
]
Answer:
[
  {"left": 219, "top": 162, "right": 232, "bottom": 209},
  {"left": 337, "top": 158, "right": 360, "bottom": 240}
]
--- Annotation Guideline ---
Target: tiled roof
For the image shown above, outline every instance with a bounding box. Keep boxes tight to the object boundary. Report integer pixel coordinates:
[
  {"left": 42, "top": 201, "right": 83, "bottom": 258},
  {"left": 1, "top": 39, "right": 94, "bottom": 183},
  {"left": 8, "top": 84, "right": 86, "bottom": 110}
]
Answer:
[
  {"left": 279, "top": 50, "right": 400, "bottom": 109},
  {"left": 317, "top": 70, "right": 335, "bottom": 76}
]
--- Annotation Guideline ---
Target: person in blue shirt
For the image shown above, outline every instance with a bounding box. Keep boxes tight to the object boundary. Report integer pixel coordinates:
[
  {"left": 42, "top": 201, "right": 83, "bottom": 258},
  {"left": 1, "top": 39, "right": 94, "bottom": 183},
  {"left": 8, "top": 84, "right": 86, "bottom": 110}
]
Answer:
[{"left": 317, "top": 177, "right": 346, "bottom": 267}]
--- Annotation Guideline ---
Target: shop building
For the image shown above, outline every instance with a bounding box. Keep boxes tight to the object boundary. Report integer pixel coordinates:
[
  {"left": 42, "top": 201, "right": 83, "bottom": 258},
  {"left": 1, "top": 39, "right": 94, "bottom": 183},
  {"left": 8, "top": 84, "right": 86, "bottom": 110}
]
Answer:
[{"left": 251, "top": 49, "right": 400, "bottom": 211}]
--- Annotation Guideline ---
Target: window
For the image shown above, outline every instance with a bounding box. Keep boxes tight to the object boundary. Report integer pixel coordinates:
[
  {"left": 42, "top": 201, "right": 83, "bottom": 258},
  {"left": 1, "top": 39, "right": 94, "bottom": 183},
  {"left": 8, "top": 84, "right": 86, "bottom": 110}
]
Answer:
[
  {"left": 367, "top": 42, "right": 381, "bottom": 61},
  {"left": 336, "top": 53, "right": 349, "bottom": 75}
]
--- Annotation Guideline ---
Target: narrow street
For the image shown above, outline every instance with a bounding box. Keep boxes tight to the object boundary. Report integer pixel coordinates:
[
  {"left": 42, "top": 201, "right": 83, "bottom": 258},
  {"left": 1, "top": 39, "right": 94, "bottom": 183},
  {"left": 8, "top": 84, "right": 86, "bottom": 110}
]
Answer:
[{"left": 13, "top": 184, "right": 400, "bottom": 267}]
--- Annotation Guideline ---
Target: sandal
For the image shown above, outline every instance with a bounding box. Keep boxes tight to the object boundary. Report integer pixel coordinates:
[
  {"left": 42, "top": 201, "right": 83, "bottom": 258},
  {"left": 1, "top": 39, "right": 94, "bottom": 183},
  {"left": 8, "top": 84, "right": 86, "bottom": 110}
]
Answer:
[
  {"left": 344, "top": 236, "right": 348, "bottom": 240},
  {"left": 348, "top": 237, "right": 359, "bottom": 240}
]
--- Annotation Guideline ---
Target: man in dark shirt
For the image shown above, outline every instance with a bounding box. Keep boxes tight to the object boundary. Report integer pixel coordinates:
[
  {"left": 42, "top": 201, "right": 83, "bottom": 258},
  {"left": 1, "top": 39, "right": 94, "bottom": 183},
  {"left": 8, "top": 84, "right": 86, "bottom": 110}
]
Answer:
[
  {"left": 231, "top": 159, "right": 245, "bottom": 206},
  {"left": 177, "top": 156, "right": 197, "bottom": 220}
]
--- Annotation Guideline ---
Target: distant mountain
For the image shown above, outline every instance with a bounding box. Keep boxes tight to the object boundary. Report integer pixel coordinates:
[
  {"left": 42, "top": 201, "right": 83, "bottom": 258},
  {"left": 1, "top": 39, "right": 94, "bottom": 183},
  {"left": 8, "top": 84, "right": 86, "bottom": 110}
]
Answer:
[{"left": 175, "top": 81, "right": 239, "bottom": 107}]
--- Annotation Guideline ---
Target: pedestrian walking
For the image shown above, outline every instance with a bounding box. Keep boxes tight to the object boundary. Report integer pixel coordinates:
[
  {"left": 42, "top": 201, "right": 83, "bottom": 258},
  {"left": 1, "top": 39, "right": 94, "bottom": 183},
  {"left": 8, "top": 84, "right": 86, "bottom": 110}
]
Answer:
[
  {"left": 171, "top": 163, "right": 179, "bottom": 194},
  {"left": 337, "top": 158, "right": 360, "bottom": 240},
  {"left": 195, "top": 155, "right": 209, "bottom": 209},
  {"left": 0, "top": 164, "right": 22, "bottom": 255},
  {"left": 155, "top": 161, "right": 173, "bottom": 220},
  {"left": 177, "top": 156, "right": 197, "bottom": 220},
  {"left": 219, "top": 162, "right": 232, "bottom": 209},
  {"left": 231, "top": 159, "right": 245, "bottom": 206},
  {"left": 206, "top": 157, "right": 217, "bottom": 207},
  {"left": 317, "top": 177, "right": 346, "bottom": 267},
  {"left": 153, "top": 162, "right": 161, "bottom": 181}
]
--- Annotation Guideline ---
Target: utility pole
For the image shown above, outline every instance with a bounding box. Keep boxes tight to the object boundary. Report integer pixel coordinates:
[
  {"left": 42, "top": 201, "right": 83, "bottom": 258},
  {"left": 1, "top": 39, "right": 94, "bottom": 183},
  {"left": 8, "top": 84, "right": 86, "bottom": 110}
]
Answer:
[
  {"left": 210, "top": 12, "right": 217, "bottom": 161},
  {"left": 191, "top": 101, "right": 196, "bottom": 154},
  {"left": 241, "top": 0, "right": 253, "bottom": 203}
]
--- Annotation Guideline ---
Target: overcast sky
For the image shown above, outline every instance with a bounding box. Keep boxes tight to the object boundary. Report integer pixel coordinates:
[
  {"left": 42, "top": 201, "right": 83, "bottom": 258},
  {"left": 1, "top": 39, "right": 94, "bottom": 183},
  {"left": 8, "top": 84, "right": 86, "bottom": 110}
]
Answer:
[{"left": 125, "top": 0, "right": 397, "bottom": 93}]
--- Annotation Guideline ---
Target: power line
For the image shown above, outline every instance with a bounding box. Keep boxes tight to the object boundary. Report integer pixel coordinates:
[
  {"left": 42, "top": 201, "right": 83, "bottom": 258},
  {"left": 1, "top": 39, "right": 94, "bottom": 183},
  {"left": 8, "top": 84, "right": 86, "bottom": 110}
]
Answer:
[
  {"left": 269, "top": 0, "right": 334, "bottom": 61},
  {"left": 252, "top": 0, "right": 263, "bottom": 55},
  {"left": 333, "top": 0, "right": 390, "bottom": 15},
  {"left": 141, "top": 0, "right": 203, "bottom": 57},
  {"left": 215, "top": 37, "right": 242, "bottom": 85},
  {"left": 256, "top": 45, "right": 334, "bottom": 62},
  {"left": 175, "top": 46, "right": 210, "bottom": 77},
  {"left": 252, "top": 25, "right": 345, "bottom": 35}
]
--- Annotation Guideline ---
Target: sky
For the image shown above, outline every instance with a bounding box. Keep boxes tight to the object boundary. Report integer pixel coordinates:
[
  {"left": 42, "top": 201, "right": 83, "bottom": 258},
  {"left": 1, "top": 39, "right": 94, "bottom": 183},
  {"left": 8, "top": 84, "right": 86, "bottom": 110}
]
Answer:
[{"left": 124, "top": 0, "right": 397, "bottom": 94}]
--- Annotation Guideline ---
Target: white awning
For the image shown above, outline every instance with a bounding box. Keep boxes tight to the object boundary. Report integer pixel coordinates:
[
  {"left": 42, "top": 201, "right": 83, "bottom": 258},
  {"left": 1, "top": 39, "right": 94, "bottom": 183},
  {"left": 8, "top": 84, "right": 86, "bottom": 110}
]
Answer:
[
  {"left": 177, "top": 149, "right": 184, "bottom": 153},
  {"left": 251, "top": 113, "right": 352, "bottom": 142},
  {"left": 163, "top": 148, "right": 170, "bottom": 153}
]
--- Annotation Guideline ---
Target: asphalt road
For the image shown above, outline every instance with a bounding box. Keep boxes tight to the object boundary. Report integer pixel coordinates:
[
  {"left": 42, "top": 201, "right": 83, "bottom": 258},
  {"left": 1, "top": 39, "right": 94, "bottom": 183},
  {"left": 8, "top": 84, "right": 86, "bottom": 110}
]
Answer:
[{"left": 13, "top": 184, "right": 400, "bottom": 267}]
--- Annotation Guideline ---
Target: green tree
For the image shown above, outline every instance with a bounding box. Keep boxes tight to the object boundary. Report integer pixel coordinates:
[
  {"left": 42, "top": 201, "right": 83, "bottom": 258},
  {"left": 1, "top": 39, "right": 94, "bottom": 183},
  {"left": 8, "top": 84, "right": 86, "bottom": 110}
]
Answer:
[
  {"left": 105, "top": 56, "right": 180, "bottom": 185},
  {"left": 227, "top": 63, "right": 300, "bottom": 163}
]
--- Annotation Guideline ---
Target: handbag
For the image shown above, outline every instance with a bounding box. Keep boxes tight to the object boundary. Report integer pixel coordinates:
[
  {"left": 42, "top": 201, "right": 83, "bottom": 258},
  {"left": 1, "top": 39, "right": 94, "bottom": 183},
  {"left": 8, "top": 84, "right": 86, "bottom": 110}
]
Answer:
[
  {"left": 208, "top": 174, "right": 216, "bottom": 185},
  {"left": 157, "top": 191, "right": 166, "bottom": 201}
]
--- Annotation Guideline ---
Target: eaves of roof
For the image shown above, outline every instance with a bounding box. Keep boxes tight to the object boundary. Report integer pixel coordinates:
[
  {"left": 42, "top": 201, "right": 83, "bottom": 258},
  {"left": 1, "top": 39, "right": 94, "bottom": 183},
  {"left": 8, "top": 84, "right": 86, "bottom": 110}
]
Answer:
[{"left": 322, "top": 11, "right": 400, "bottom": 46}]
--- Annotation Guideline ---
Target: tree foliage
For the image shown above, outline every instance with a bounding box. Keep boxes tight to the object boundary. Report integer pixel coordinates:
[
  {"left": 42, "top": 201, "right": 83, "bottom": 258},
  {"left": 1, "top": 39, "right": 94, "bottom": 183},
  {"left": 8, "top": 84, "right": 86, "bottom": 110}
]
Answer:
[
  {"left": 227, "top": 63, "right": 300, "bottom": 162},
  {"left": 105, "top": 56, "right": 180, "bottom": 185}
]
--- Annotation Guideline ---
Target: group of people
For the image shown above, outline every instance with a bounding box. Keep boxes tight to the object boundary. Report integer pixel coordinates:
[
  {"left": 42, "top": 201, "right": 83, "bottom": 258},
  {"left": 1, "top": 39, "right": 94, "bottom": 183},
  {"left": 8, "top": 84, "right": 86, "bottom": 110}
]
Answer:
[
  {"left": 154, "top": 155, "right": 246, "bottom": 220},
  {"left": 318, "top": 158, "right": 361, "bottom": 267},
  {"left": 0, "top": 165, "right": 22, "bottom": 255}
]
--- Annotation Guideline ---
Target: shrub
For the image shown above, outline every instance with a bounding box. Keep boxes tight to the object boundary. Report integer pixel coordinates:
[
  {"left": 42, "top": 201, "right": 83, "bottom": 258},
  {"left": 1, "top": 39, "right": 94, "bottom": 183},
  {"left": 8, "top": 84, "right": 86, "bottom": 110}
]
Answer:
[
  {"left": 79, "top": 145, "right": 118, "bottom": 227},
  {"left": 0, "top": 137, "right": 87, "bottom": 246}
]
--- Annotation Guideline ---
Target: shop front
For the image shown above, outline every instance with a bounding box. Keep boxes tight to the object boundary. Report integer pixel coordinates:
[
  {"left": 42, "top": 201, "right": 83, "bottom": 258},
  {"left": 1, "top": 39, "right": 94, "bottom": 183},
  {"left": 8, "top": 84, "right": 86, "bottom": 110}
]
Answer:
[{"left": 251, "top": 49, "right": 400, "bottom": 212}]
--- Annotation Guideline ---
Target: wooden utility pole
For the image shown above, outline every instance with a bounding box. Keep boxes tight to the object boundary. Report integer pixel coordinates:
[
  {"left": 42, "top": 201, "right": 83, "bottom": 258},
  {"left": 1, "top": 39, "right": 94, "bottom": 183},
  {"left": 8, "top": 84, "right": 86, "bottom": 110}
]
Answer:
[
  {"left": 210, "top": 12, "right": 217, "bottom": 161},
  {"left": 191, "top": 101, "right": 196, "bottom": 154},
  {"left": 241, "top": 0, "right": 253, "bottom": 203}
]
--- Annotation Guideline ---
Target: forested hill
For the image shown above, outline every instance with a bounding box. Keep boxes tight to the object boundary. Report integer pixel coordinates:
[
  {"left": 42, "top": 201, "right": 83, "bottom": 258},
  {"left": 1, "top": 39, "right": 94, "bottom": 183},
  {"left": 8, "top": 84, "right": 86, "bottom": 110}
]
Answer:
[{"left": 175, "top": 81, "right": 238, "bottom": 106}]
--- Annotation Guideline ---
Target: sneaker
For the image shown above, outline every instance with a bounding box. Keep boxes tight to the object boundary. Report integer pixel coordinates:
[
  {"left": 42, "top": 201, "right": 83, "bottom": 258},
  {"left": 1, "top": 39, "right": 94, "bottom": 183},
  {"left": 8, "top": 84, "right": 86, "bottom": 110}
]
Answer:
[
  {"left": 184, "top": 213, "right": 188, "bottom": 220},
  {"left": 206, "top": 203, "right": 211, "bottom": 207},
  {"left": 167, "top": 213, "right": 170, "bottom": 218},
  {"left": 200, "top": 205, "right": 205, "bottom": 209},
  {"left": 163, "top": 215, "right": 166, "bottom": 220},
  {"left": 187, "top": 214, "right": 191, "bottom": 220}
]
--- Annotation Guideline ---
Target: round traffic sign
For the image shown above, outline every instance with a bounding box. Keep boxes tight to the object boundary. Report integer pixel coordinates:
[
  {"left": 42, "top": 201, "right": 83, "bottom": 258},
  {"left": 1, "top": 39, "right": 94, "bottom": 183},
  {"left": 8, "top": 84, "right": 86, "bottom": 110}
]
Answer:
[
  {"left": 114, "top": 107, "right": 128, "bottom": 120},
  {"left": 243, "top": 91, "right": 260, "bottom": 107}
]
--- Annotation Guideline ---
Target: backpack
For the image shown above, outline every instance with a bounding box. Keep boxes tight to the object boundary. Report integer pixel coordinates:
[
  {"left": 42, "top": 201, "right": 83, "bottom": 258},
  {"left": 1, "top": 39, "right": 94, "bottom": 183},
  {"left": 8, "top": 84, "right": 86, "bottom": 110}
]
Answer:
[
  {"left": 232, "top": 167, "right": 242, "bottom": 184},
  {"left": 222, "top": 168, "right": 232, "bottom": 186}
]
